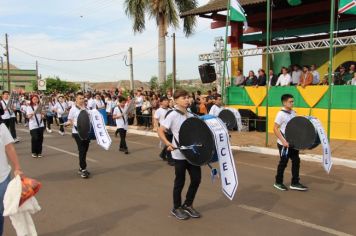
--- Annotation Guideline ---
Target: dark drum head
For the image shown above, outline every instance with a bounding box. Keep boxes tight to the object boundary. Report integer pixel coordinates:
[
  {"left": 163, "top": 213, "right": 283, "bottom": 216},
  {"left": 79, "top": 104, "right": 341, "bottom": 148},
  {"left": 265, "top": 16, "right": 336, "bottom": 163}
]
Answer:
[
  {"left": 285, "top": 117, "right": 320, "bottom": 150},
  {"left": 77, "top": 110, "right": 91, "bottom": 141},
  {"left": 179, "top": 117, "right": 216, "bottom": 166},
  {"left": 218, "top": 109, "right": 237, "bottom": 131}
]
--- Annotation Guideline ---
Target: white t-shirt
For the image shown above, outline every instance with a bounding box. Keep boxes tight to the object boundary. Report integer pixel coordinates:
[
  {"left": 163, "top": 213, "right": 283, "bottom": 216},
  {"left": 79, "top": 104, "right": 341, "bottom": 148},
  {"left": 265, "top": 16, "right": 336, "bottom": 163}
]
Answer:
[
  {"left": 160, "top": 109, "right": 194, "bottom": 160},
  {"left": 68, "top": 105, "right": 86, "bottom": 134},
  {"left": 291, "top": 70, "right": 302, "bottom": 84},
  {"left": 106, "top": 100, "right": 113, "bottom": 113},
  {"left": 1, "top": 99, "right": 16, "bottom": 119},
  {"left": 154, "top": 107, "right": 169, "bottom": 125},
  {"left": 0, "top": 123, "right": 14, "bottom": 183},
  {"left": 87, "top": 98, "right": 95, "bottom": 110},
  {"left": 276, "top": 74, "right": 291, "bottom": 86},
  {"left": 312, "top": 70, "right": 320, "bottom": 84},
  {"left": 20, "top": 104, "right": 27, "bottom": 114},
  {"left": 274, "top": 109, "right": 296, "bottom": 145},
  {"left": 113, "top": 105, "right": 128, "bottom": 130},
  {"left": 142, "top": 101, "right": 151, "bottom": 115},
  {"left": 135, "top": 96, "right": 143, "bottom": 107},
  {"left": 94, "top": 99, "right": 105, "bottom": 110},
  {"left": 209, "top": 104, "right": 223, "bottom": 117},
  {"left": 54, "top": 102, "right": 68, "bottom": 118},
  {"left": 26, "top": 105, "right": 44, "bottom": 130}
]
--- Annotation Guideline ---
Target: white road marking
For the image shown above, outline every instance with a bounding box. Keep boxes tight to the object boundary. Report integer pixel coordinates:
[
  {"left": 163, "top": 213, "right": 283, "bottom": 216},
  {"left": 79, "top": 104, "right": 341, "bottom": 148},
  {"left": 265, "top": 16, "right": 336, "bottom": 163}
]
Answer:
[
  {"left": 238, "top": 161, "right": 356, "bottom": 187},
  {"left": 238, "top": 204, "right": 353, "bottom": 236}
]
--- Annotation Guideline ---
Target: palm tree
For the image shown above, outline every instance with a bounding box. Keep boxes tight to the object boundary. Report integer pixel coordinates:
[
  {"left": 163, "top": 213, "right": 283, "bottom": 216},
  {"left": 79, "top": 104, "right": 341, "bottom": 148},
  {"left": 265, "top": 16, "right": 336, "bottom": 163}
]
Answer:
[{"left": 124, "top": 0, "right": 197, "bottom": 85}]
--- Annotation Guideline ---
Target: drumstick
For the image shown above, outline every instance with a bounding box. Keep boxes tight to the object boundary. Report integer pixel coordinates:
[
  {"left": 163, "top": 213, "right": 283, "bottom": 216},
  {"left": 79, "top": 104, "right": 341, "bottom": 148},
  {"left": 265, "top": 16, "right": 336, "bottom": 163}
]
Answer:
[{"left": 173, "top": 144, "right": 203, "bottom": 151}]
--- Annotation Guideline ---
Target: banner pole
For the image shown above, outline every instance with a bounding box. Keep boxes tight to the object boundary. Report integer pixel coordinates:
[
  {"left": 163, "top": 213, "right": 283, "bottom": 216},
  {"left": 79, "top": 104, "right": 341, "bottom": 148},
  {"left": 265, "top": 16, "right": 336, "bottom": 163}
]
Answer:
[{"left": 265, "top": 0, "right": 271, "bottom": 147}]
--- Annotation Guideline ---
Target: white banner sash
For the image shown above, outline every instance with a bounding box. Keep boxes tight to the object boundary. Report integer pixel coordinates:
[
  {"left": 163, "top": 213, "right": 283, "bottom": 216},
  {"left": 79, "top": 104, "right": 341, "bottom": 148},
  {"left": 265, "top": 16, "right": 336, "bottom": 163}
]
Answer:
[
  {"left": 89, "top": 109, "right": 112, "bottom": 150},
  {"left": 307, "top": 117, "right": 333, "bottom": 173},
  {"left": 204, "top": 117, "right": 238, "bottom": 200}
]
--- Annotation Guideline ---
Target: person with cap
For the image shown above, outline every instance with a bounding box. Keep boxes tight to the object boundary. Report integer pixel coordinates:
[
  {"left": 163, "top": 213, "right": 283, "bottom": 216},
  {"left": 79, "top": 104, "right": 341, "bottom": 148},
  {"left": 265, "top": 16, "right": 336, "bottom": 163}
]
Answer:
[
  {"left": 157, "top": 89, "right": 202, "bottom": 220},
  {"left": 66, "top": 92, "right": 91, "bottom": 179},
  {"left": 54, "top": 95, "right": 69, "bottom": 136},
  {"left": 113, "top": 96, "right": 129, "bottom": 154},
  {"left": 208, "top": 94, "right": 223, "bottom": 117},
  {"left": 26, "top": 95, "right": 45, "bottom": 158},
  {"left": 1, "top": 91, "right": 19, "bottom": 143},
  {"left": 273, "top": 94, "right": 308, "bottom": 192}
]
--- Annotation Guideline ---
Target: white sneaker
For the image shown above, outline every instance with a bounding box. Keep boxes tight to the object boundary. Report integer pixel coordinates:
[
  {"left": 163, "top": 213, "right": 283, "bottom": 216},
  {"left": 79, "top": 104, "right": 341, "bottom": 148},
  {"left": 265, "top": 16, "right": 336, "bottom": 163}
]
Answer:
[
  {"left": 14, "top": 138, "right": 20, "bottom": 143},
  {"left": 46, "top": 128, "right": 50, "bottom": 132},
  {"left": 59, "top": 131, "right": 64, "bottom": 136},
  {"left": 24, "top": 123, "right": 28, "bottom": 127}
]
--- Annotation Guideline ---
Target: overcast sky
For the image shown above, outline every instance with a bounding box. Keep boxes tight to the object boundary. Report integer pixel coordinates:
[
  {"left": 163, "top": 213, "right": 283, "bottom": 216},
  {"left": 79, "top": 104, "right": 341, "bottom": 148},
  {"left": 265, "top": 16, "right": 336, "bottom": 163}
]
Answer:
[{"left": 0, "top": 0, "right": 261, "bottom": 82}]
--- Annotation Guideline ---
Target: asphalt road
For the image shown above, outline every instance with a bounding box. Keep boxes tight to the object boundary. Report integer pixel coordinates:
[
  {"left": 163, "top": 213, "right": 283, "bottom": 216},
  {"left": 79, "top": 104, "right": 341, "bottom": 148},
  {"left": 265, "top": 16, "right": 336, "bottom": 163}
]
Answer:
[{"left": 3, "top": 125, "right": 356, "bottom": 236}]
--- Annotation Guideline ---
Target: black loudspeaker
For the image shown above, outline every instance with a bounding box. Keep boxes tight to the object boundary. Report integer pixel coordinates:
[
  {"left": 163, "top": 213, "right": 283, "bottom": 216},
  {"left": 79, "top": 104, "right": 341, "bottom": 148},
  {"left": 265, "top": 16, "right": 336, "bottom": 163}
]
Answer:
[
  {"left": 199, "top": 63, "right": 217, "bottom": 84},
  {"left": 238, "top": 109, "right": 258, "bottom": 131},
  {"left": 256, "top": 116, "right": 266, "bottom": 132}
]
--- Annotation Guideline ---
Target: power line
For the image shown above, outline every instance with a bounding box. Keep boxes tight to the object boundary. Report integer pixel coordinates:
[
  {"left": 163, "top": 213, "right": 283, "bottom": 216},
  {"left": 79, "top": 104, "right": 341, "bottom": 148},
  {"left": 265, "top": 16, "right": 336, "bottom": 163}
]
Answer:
[{"left": 7, "top": 45, "right": 126, "bottom": 62}]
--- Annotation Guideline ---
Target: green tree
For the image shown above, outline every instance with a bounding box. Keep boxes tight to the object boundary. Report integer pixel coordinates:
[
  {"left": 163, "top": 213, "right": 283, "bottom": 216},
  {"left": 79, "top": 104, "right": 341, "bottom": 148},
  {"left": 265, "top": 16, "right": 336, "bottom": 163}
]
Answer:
[
  {"left": 124, "top": 0, "right": 197, "bottom": 85},
  {"left": 149, "top": 75, "right": 158, "bottom": 91},
  {"left": 32, "top": 76, "right": 80, "bottom": 93}
]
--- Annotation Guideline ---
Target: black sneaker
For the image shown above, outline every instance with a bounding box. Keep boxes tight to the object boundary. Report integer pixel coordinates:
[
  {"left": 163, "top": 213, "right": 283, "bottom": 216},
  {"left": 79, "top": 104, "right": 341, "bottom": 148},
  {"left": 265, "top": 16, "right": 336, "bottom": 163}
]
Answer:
[
  {"left": 80, "top": 170, "right": 90, "bottom": 179},
  {"left": 171, "top": 207, "right": 190, "bottom": 220},
  {"left": 78, "top": 168, "right": 91, "bottom": 176},
  {"left": 182, "top": 205, "right": 201, "bottom": 218},
  {"left": 290, "top": 183, "right": 308, "bottom": 191},
  {"left": 273, "top": 183, "right": 288, "bottom": 191},
  {"left": 124, "top": 149, "right": 129, "bottom": 154}
]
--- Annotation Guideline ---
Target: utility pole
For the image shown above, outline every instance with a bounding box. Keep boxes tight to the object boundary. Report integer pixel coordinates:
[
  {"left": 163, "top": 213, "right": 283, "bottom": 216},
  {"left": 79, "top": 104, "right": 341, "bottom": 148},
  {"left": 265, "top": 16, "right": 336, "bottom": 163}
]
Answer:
[
  {"left": 5, "top": 33, "right": 10, "bottom": 91},
  {"left": 36, "top": 60, "right": 39, "bottom": 79},
  {"left": 0, "top": 57, "right": 4, "bottom": 91},
  {"left": 128, "top": 47, "right": 134, "bottom": 92},
  {"left": 172, "top": 33, "right": 176, "bottom": 93}
]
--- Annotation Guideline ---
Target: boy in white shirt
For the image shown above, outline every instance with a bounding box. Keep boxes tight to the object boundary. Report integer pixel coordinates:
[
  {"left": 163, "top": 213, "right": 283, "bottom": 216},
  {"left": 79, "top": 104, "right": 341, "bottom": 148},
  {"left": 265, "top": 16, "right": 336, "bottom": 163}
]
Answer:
[
  {"left": 154, "top": 96, "right": 173, "bottom": 163},
  {"left": 113, "top": 97, "right": 129, "bottom": 154},
  {"left": 273, "top": 94, "right": 307, "bottom": 192},
  {"left": 158, "top": 89, "right": 201, "bottom": 220},
  {"left": 208, "top": 94, "right": 223, "bottom": 117}
]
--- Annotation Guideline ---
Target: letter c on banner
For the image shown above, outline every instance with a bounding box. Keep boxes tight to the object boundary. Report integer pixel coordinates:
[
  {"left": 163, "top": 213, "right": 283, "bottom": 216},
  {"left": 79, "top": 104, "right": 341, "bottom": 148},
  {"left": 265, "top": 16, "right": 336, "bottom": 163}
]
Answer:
[{"left": 221, "top": 148, "right": 226, "bottom": 156}]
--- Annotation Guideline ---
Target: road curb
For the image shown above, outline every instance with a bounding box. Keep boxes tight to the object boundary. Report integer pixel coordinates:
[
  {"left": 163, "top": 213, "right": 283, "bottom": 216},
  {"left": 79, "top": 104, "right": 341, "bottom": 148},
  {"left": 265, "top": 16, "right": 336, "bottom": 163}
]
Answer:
[{"left": 107, "top": 126, "right": 356, "bottom": 169}]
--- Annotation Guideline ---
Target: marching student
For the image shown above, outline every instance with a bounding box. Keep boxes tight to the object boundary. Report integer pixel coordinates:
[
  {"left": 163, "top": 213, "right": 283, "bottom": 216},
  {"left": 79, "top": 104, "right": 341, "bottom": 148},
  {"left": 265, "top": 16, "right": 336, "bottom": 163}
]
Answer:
[
  {"left": 26, "top": 95, "right": 45, "bottom": 158},
  {"left": 273, "top": 94, "right": 308, "bottom": 191},
  {"left": 113, "top": 96, "right": 129, "bottom": 154},
  {"left": 45, "top": 96, "right": 56, "bottom": 133},
  {"left": 158, "top": 89, "right": 202, "bottom": 220},
  {"left": 20, "top": 100, "right": 28, "bottom": 127},
  {"left": 54, "top": 95, "right": 69, "bottom": 135},
  {"left": 66, "top": 92, "right": 91, "bottom": 179},
  {"left": 154, "top": 96, "right": 174, "bottom": 165},
  {"left": 0, "top": 91, "right": 19, "bottom": 143},
  {"left": 208, "top": 94, "right": 223, "bottom": 117}
]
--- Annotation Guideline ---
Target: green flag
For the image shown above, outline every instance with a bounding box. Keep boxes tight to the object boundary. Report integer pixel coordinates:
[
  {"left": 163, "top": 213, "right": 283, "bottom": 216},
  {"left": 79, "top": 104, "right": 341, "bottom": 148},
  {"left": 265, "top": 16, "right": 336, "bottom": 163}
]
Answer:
[
  {"left": 339, "top": 0, "right": 356, "bottom": 14},
  {"left": 287, "top": 0, "right": 302, "bottom": 6},
  {"left": 230, "top": 0, "right": 247, "bottom": 22}
]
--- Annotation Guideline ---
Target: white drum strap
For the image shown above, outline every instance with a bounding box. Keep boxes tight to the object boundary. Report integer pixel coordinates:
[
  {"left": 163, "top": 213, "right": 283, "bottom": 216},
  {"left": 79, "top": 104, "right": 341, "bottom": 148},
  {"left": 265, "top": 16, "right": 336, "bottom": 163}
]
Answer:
[
  {"left": 205, "top": 117, "right": 238, "bottom": 200},
  {"left": 89, "top": 109, "right": 112, "bottom": 150},
  {"left": 308, "top": 117, "right": 333, "bottom": 173}
]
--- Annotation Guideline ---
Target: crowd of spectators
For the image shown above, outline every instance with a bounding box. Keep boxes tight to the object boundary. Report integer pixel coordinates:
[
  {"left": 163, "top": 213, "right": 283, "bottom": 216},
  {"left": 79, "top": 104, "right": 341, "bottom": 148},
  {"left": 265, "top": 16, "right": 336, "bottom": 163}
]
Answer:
[{"left": 232, "top": 63, "right": 356, "bottom": 87}]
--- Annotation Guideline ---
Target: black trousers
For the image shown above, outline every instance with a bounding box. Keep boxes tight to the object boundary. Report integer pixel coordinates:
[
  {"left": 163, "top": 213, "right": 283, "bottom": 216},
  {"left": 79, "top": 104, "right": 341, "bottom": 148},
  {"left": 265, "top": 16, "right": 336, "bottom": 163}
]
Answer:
[
  {"left": 276, "top": 143, "right": 300, "bottom": 185},
  {"left": 118, "top": 128, "right": 128, "bottom": 150},
  {"left": 136, "top": 107, "right": 142, "bottom": 125},
  {"left": 3, "top": 118, "right": 17, "bottom": 139},
  {"left": 30, "top": 127, "right": 44, "bottom": 155},
  {"left": 72, "top": 134, "right": 90, "bottom": 170},
  {"left": 59, "top": 117, "right": 65, "bottom": 132},
  {"left": 15, "top": 110, "right": 22, "bottom": 123},
  {"left": 173, "top": 160, "right": 201, "bottom": 209},
  {"left": 143, "top": 114, "right": 151, "bottom": 128},
  {"left": 44, "top": 115, "right": 53, "bottom": 129}
]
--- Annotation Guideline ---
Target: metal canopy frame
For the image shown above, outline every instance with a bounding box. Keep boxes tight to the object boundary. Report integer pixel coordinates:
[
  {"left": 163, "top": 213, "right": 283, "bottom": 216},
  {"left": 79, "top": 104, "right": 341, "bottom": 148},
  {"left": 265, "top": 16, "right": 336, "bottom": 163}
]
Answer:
[{"left": 199, "top": 35, "right": 356, "bottom": 61}]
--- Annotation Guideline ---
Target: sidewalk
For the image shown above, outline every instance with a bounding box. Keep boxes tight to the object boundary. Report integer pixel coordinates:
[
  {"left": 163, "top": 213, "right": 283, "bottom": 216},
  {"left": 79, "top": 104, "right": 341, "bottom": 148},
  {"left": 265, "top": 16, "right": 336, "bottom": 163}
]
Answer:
[{"left": 107, "top": 125, "right": 356, "bottom": 168}]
